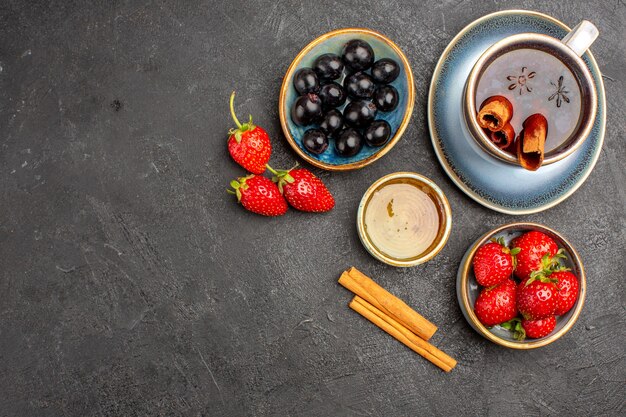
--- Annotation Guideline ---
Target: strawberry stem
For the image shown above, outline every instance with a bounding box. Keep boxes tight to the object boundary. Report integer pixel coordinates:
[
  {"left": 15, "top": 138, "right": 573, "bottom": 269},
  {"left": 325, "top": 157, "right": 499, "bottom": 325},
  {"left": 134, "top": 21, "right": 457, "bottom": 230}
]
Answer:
[
  {"left": 266, "top": 164, "right": 278, "bottom": 176},
  {"left": 230, "top": 91, "right": 242, "bottom": 129},
  {"left": 228, "top": 91, "right": 255, "bottom": 143},
  {"left": 266, "top": 164, "right": 295, "bottom": 193}
]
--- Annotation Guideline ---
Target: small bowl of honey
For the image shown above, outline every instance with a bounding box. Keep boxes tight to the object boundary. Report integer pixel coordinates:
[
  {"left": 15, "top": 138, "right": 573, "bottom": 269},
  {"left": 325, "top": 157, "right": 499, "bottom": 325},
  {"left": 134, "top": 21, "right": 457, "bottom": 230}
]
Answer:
[{"left": 357, "top": 172, "right": 452, "bottom": 267}]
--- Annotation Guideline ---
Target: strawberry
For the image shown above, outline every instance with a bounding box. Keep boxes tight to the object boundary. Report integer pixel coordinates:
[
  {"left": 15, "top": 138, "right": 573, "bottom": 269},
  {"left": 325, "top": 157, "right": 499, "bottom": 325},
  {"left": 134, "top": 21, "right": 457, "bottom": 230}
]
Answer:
[
  {"left": 267, "top": 165, "right": 335, "bottom": 213},
  {"left": 228, "top": 175, "right": 287, "bottom": 216},
  {"left": 474, "top": 279, "right": 517, "bottom": 327},
  {"left": 501, "top": 316, "right": 556, "bottom": 340},
  {"left": 472, "top": 237, "right": 519, "bottom": 287},
  {"left": 512, "top": 231, "right": 558, "bottom": 281},
  {"left": 516, "top": 274, "right": 558, "bottom": 320},
  {"left": 227, "top": 91, "right": 271, "bottom": 174},
  {"left": 552, "top": 270, "right": 579, "bottom": 316},
  {"left": 521, "top": 316, "right": 556, "bottom": 339}
]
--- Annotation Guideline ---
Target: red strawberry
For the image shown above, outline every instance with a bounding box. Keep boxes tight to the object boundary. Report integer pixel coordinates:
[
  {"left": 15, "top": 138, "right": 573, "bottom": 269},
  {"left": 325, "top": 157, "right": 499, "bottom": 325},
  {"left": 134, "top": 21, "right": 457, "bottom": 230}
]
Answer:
[
  {"left": 474, "top": 279, "right": 517, "bottom": 327},
  {"left": 227, "top": 92, "right": 271, "bottom": 174},
  {"left": 552, "top": 270, "right": 579, "bottom": 316},
  {"left": 228, "top": 175, "right": 287, "bottom": 216},
  {"left": 521, "top": 316, "right": 556, "bottom": 339},
  {"left": 472, "top": 237, "right": 519, "bottom": 287},
  {"left": 517, "top": 276, "right": 558, "bottom": 320},
  {"left": 512, "top": 231, "right": 558, "bottom": 281},
  {"left": 267, "top": 165, "right": 335, "bottom": 213}
]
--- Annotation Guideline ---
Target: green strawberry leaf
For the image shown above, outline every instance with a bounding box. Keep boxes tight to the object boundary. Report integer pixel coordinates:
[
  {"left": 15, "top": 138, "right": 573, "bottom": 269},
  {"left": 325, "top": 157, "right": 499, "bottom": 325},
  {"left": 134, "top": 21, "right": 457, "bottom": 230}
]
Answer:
[
  {"left": 526, "top": 272, "right": 540, "bottom": 286},
  {"left": 513, "top": 321, "right": 526, "bottom": 341},
  {"left": 500, "top": 318, "right": 525, "bottom": 340},
  {"left": 266, "top": 165, "right": 296, "bottom": 195},
  {"left": 500, "top": 321, "right": 514, "bottom": 330}
]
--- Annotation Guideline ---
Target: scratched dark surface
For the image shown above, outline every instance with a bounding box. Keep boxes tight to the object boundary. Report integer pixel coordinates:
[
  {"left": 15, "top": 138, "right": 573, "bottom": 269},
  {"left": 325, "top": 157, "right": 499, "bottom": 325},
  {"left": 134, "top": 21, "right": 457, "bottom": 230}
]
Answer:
[{"left": 1, "top": 0, "right": 625, "bottom": 415}]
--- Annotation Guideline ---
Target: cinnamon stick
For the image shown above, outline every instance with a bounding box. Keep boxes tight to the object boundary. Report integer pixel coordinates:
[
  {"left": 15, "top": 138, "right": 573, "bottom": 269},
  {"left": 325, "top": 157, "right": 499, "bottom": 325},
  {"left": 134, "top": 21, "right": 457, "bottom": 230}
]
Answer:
[
  {"left": 338, "top": 267, "right": 437, "bottom": 341},
  {"left": 350, "top": 296, "right": 456, "bottom": 372},
  {"left": 489, "top": 123, "right": 515, "bottom": 150},
  {"left": 477, "top": 95, "right": 513, "bottom": 132},
  {"left": 517, "top": 113, "right": 548, "bottom": 171}
]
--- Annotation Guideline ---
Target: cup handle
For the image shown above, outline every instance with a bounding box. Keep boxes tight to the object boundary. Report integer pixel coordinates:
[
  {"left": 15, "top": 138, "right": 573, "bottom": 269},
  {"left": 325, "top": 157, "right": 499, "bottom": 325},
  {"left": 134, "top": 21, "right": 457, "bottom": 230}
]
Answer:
[{"left": 561, "top": 20, "right": 599, "bottom": 57}]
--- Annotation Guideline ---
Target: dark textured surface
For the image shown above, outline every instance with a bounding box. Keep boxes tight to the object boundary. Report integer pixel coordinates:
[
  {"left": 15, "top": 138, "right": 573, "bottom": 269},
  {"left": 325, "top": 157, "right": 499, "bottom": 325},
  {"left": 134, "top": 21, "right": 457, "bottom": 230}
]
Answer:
[{"left": 1, "top": 1, "right": 625, "bottom": 415}]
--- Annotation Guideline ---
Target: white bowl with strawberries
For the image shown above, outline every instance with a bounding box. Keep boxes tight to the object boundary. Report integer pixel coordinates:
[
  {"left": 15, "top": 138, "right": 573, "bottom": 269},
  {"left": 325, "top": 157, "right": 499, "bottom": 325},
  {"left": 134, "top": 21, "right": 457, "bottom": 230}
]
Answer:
[{"left": 457, "top": 222, "right": 586, "bottom": 349}]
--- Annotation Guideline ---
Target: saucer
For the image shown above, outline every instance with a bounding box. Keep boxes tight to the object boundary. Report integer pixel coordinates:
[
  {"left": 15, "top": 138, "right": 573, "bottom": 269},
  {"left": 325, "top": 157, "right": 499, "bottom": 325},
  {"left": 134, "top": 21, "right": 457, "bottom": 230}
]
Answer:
[{"left": 428, "top": 10, "right": 606, "bottom": 214}]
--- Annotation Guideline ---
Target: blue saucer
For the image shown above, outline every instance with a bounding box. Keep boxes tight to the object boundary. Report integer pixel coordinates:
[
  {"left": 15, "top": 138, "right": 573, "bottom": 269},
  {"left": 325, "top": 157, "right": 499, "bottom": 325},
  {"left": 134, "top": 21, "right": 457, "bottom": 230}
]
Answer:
[{"left": 428, "top": 10, "right": 606, "bottom": 214}]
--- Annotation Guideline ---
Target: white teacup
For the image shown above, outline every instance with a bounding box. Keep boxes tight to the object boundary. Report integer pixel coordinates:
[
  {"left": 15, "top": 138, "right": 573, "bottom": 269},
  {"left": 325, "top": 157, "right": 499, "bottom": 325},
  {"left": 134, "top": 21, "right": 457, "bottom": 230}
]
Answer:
[{"left": 464, "top": 21, "right": 599, "bottom": 166}]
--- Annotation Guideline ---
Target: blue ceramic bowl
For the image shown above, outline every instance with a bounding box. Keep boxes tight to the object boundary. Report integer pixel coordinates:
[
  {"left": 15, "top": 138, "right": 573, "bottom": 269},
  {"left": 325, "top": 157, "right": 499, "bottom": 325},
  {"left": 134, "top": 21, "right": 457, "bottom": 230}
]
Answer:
[{"left": 279, "top": 28, "right": 415, "bottom": 171}]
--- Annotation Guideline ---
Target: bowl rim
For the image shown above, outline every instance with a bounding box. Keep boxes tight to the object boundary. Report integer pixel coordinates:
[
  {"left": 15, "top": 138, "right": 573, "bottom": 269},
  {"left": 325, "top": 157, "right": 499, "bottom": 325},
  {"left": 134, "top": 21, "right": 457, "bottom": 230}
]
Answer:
[
  {"left": 278, "top": 28, "right": 416, "bottom": 171},
  {"left": 463, "top": 33, "right": 598, "bottom": 166},
  {"left": 356, "top": 172, "right": 452, "bottom": 267},
  {"left": 458, "top": 222, "right": 587, "bottom": 349}
]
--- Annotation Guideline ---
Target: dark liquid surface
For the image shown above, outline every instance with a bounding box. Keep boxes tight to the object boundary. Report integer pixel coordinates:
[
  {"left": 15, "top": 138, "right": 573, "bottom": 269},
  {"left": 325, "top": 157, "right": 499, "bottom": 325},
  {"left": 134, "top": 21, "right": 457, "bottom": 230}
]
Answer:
[{"left": 476, "top": 48, "right": 582, "bottom": 151}]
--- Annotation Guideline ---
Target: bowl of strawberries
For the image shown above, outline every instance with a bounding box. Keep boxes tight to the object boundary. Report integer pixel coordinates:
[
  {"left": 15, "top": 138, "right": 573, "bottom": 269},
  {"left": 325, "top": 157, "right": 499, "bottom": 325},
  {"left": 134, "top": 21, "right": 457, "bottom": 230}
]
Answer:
[{"left": 457, "top": 222, "right": 586, "bottom": 349}]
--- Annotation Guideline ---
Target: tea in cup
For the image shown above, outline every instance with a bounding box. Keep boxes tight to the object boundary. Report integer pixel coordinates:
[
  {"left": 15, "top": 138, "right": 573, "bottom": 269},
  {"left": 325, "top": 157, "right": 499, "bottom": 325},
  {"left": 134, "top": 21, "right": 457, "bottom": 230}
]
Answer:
[{"left": 463, "top": 21, "right": 599, "bottom": 169}]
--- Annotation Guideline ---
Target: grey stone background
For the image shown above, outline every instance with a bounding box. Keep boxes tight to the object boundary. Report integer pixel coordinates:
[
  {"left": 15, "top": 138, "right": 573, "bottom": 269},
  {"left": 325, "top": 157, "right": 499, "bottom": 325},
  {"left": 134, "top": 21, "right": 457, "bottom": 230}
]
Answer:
[{"left": 1, "top": 0, "right": 624, "bottom": 415}]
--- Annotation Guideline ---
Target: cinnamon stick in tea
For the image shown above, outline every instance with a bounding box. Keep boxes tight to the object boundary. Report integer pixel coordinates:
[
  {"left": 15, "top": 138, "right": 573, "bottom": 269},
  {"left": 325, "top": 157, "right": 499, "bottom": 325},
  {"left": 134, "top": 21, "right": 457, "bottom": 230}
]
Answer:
[
  {"left": 477, "top": 95, "right": 513, "bottom": 132},
  {"left": 339, "top": 267, "right": 437, "bottom": 341},
  {"left": 349, "top": 296, "right": 456, "bottom": 372},
  {"left": 489, "top": 123, "right": 515, "bottom": 150},
  {"left": 517, "top": 113, "right": 548, "bottom": 171}
]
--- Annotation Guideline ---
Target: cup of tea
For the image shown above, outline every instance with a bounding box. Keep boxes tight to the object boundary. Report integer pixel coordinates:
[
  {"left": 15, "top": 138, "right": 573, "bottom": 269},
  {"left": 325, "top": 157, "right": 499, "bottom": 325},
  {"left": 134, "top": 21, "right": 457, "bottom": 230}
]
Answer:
[{"left": 463, "top": 21, "right": 599, "bottom": 166}]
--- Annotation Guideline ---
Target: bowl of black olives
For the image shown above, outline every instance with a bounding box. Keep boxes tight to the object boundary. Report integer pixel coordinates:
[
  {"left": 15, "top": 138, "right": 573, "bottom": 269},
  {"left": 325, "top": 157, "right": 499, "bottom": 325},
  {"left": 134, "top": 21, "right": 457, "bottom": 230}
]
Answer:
[{"left": 279, "top": 28, "right": 415, "bottom": 171}]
